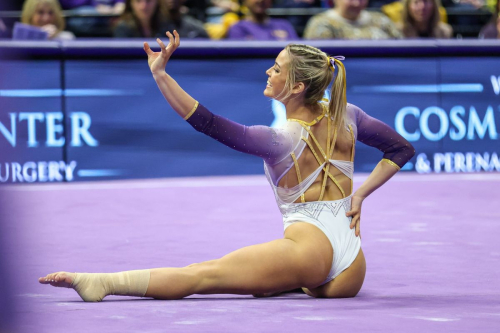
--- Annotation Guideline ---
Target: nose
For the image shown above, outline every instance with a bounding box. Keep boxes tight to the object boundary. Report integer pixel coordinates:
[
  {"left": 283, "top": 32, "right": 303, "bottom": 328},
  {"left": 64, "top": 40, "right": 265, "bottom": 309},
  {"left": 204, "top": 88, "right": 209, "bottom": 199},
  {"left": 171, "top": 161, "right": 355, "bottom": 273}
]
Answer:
[{"left": 266, "top": 67, "right": 271, "bottom": 76}]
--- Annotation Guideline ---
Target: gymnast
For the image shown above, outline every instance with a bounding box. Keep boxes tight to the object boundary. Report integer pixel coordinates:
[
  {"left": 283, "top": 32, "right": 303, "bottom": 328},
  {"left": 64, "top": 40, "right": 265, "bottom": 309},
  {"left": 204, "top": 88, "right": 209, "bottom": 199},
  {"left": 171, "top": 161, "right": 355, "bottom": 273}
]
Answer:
[{"left": 39, "top": 31, "right": 415, "bottom": 301}]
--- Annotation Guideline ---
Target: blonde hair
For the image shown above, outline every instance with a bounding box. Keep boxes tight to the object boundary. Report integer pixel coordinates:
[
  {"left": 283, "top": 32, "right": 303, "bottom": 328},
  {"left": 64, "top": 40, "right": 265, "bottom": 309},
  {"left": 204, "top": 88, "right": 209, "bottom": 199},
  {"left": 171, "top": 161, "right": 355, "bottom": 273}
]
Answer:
[
  {"left": 281, "top": 44, "right": 347, "bottom": 130},
  {"left": 21, "top": 0, "right": 65, "bottom": 31},
  {"left": 401, "top": 0, "right": 441, "bottom": 37}
]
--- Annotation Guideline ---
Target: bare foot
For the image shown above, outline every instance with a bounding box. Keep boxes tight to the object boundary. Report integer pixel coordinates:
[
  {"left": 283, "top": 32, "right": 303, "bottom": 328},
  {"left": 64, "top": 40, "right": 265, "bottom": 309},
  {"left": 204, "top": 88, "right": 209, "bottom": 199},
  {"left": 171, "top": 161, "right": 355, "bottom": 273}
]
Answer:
[{"left": 38, "top": 271, "right": 75, "bottom": 288}]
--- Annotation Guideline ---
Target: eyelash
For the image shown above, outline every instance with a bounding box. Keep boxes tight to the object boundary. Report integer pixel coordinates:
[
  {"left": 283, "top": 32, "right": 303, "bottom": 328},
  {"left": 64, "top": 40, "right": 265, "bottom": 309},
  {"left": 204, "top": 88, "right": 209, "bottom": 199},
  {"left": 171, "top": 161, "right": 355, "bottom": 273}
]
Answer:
[{"left": 274, "top": 67, "right": 280, "bottom": 73}]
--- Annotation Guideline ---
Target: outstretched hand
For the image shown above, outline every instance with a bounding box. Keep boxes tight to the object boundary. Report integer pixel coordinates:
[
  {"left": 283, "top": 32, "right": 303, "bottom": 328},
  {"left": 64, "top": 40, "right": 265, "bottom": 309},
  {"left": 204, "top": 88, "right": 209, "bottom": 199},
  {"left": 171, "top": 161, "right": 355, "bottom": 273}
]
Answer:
[
  {"left": 346, "top": 195, "right": 364, "bottom": 238},
  {"left": 143, "top": 30, "right": 180, "bottom": 75}
]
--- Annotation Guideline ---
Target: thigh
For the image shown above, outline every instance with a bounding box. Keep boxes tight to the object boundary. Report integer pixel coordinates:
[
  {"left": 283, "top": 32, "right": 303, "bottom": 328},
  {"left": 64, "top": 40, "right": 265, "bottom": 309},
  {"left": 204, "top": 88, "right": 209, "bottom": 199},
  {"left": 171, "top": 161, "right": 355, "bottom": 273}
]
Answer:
[
  {"left": 200, "top": 223, "right": 333, "bottom": 294},
  {"left": 304, "top": 248, "right": 366, "bottom": 298}
]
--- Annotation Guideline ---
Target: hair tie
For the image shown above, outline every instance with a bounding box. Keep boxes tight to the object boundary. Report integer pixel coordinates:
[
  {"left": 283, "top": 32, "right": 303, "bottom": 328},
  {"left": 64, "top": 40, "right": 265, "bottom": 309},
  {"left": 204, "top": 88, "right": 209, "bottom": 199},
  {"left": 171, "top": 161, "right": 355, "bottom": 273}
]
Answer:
[{"left": 328, "top": 56, "right": 345, "bottom": 71}]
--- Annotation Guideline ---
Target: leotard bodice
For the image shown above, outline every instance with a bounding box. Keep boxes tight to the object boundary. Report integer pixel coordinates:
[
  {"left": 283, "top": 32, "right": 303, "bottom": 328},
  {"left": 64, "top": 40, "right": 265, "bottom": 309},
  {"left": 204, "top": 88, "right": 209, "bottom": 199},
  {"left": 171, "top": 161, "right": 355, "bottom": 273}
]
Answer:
[{"left": 185, "top": 101, "right": 415, "bottom": 206}]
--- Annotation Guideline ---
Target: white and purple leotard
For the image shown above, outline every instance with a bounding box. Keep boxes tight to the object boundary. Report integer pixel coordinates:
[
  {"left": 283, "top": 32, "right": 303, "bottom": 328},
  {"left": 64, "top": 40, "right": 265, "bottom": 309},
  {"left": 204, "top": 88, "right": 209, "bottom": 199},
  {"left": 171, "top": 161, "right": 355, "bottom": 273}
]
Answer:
[{"left": 186, "top": 101, "right": 415, "bottom": 283}]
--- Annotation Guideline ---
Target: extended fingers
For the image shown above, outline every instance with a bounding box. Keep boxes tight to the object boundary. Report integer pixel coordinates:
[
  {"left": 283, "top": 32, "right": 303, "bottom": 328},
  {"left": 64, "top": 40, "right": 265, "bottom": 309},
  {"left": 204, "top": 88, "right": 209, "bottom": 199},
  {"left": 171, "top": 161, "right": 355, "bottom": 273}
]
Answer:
[
  {"left": 166, "top": 31, "right": 174, "bottom": 48},
  {"left": 156, "top": 38, "right": 167, "bottom": 53},
  {"left": 143, "top": 42, "right": 153, "bottom": 56},
  {"left": 173, "top": 30, "right": 180, "bottom": 47}
]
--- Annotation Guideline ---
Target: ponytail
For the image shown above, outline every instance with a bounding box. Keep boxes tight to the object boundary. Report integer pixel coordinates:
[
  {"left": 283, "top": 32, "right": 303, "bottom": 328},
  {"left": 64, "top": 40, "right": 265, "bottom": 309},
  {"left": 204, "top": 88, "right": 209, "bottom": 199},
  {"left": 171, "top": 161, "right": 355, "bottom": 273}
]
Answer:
[{"left": 328, "top": 58, "right": 347, "bottom": 131}]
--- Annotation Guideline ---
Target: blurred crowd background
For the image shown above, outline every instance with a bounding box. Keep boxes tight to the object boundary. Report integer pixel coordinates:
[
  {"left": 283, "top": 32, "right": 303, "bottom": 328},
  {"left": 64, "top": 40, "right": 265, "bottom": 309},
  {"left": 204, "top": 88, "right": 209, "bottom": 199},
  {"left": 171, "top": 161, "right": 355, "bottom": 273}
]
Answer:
[{"left": 0, "top": 0, "right": 498, "bottom": 41}]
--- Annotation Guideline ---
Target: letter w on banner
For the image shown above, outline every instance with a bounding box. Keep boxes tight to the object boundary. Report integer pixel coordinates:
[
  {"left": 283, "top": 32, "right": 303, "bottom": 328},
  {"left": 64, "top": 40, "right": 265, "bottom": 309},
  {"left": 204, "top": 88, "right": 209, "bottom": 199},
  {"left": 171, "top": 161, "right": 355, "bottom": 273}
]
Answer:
[{"left": 492, "top": 75, "right": 500, "bottom": 95}]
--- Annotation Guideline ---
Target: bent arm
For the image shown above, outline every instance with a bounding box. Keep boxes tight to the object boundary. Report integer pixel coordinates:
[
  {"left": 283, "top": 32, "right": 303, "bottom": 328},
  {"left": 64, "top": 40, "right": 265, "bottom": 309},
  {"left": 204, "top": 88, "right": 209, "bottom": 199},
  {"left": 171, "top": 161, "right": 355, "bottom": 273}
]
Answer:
[
  {"left": 148, "top": 37, "right": 292, "bottom": 163},
  {"left": 353, "top": 105, "right": 415, "bottom": 199}
]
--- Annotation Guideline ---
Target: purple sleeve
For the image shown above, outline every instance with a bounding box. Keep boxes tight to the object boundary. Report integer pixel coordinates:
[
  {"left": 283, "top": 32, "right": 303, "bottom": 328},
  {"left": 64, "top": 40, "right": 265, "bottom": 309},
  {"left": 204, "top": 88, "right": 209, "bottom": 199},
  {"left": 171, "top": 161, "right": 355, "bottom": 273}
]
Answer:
[
  {"left": 186, "top": 103, "right": 293, "bottom": 164},
  {"left": 353, "top": 105, "right": 415, "bottom": 169}
]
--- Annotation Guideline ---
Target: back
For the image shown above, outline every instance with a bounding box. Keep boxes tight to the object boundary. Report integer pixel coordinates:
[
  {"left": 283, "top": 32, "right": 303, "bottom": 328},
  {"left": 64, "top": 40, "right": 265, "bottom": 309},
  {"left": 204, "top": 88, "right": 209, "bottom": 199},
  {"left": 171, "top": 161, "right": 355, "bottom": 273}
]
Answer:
[{"left": 265, "top": 102, "right": 357, "bottom": 204}]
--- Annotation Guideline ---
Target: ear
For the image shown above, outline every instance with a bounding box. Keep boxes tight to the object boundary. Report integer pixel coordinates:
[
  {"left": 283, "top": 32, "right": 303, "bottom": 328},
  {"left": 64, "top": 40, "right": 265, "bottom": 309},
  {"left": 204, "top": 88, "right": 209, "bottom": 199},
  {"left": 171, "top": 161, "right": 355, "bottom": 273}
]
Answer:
[{"left": 291, "top": 82, "right": 305, "bottom": 95}]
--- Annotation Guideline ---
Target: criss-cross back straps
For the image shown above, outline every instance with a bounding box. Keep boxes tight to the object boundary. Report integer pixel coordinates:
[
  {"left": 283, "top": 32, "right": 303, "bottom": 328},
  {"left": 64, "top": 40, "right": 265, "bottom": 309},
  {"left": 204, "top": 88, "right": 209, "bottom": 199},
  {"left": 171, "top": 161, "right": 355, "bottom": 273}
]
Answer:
[
  {"left": 318, "top": 115, "right": 339, "bottom": 201},
  {"left": 288, "top": 106, "right": 346, "bottom": 201},
  {"left": 301, "top": 137, "right": 346, "bottom": 198}
]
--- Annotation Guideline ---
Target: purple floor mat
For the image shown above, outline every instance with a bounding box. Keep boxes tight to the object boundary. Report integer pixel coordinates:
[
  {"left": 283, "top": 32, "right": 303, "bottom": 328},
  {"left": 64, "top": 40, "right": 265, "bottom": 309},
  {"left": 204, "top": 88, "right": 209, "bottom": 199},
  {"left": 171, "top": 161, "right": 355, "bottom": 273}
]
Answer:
[{"left": 2, "top": 173, "right": 500, "bottom": 332}]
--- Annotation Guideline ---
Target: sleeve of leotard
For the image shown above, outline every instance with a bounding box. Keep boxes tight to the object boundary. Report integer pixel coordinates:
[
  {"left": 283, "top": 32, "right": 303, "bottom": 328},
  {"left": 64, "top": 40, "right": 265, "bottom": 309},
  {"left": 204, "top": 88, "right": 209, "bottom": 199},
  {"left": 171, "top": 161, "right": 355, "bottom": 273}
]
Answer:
[
  {"left": 352, "top": 104, "right": 415, "bottom": 170},
  {"left": 184, "top": 102, "right": 293, "bottom": 165}
]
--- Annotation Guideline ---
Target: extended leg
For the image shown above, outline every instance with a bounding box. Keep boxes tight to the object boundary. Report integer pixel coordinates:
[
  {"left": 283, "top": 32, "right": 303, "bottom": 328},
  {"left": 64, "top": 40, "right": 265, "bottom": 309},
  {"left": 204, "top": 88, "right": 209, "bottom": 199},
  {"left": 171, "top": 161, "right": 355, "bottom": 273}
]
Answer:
[
  {"left": 145, "top": 235, "right": 331, "bottom": 299},
  {"left": 39, "top": 223, "right": 333, "bottom": 301}
]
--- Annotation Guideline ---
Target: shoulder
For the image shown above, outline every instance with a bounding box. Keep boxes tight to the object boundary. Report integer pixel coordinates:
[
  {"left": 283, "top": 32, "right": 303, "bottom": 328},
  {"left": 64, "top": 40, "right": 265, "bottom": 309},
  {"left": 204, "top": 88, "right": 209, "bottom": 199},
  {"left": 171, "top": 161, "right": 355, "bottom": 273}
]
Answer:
[
  {"left": 304, "top": 10, "right": 342, "bottom": 38},
  {"left": 346, "top": 103, "right": 367, "bottom": 122},
  {"left": 308, "top": 9, "right": 339, "bottom": 24},
  {"left": 479, "top": 22, "right": 498, "bottom": 39},
  {"left": 269, "top": 18, "right": 295, "bottom": 30},
  {"left": 437, "top": 22, "right": 453, "bottom": 38},
  {"left": 368, "top": 11, "right": 399, "bottom": 29},
  {"left": 227, "top": 20, "right": 250, "bottom": 37}
]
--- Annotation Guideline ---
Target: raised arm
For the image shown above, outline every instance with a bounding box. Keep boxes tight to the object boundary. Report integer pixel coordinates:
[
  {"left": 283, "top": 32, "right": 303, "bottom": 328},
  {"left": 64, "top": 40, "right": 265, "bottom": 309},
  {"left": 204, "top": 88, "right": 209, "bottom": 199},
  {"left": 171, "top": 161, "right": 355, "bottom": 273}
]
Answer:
[
  {"left": 346, "top": 104, "right": 416, "bottom": 236},
  {"left": 143, "top": 31, "right": 197, "bottom": 119},
  {"left": 143, "top": 31, "right": 292, "bottom": 164}
]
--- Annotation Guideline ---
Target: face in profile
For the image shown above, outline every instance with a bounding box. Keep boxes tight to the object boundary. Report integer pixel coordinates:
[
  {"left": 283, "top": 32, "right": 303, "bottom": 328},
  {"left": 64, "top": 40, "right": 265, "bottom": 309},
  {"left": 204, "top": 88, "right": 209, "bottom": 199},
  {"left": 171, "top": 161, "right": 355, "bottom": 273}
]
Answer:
[
  {"left": 264, "top": 50, "right": 289, "bottom": 100},
  {"left": 335, "top": 0, "right": 369, "bottom": 21},
  {"left": 245, "top": 0, "right": 272, "bottom": 16},
  {"left": 131, "top": 0, "right": 158, "bottom": 21},
  {"left": 409, "top": 0, "right": 434, "bottom": 24},
  {"left": 31, "top": 2, "right": 56, "bottom": 27}
]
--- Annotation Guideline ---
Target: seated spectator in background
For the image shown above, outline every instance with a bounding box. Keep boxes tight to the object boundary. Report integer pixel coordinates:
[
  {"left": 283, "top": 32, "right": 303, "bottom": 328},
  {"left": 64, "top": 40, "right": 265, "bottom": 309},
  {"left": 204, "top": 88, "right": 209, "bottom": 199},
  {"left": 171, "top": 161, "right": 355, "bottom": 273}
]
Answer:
[
  {"left": 161, "top": 0, "right": 209, "bottom": 38},
  {"left": 304, "top": 0, "right": 402, "bottom": 39},
  {"left": 227, "top": 0, "right": 298, "bottom": 40},
  {"left": 399, "top": 0, "right": 452, "bottom": 38},
  {"left": 274, "top": 0, "right": 321, "bottom": 37},
  {"left": 114, "top": 0, "right": 165, "bottom": 37},
  {"left": 0, "top": 18, "right": 9, "bottom": 38},
  {"left": 60, "top": 1, "right": 125, "bottom": 37},
  {"left": 59, "top": 0, "right": 125, "bottom": 14},
  {"left": 21, "top": 0, "right": 75, "bottom": 40},
  {"left": 479, "top": 0, "right": 499, "bottom": 38},
  {"left": 382, "top": 0, "right": 448, "bottom": 25}
]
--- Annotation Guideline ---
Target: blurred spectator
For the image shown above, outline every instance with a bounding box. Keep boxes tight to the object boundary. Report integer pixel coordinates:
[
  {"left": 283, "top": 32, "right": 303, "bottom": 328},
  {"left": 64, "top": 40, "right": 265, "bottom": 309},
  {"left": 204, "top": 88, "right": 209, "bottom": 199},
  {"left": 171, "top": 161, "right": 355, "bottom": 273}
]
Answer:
[
  {"left": 479, "top": 0, "right": 499, "bottom": 38},
  {"left": 227, "top": 0, "right": 298, "bottom": 40},
  {"left": 398, "top": 0, "right": 453, "bottom": 37},
  {"left": 160, "top": 0, "right": 209, "bottom": 38},
  {"left": 0, "top": 18, "right": 9, "bottom": 38},
  {"left": 204, "top": 0, "right": 240, "bottom": 39},
  {"left": 275, "top": 0, "right": 322, "bottom": 37},
  {"left": 113, "top": 0, "right": 166, "bottom": 37},
  {"left": 59, "top": 0, "right": 125, "bottom": 14},
  {"left": 303, "top": 0, "right": 402, "bottom": 39},
  {"left": 21, "top": 0, "right": 76, "bottom": 40},
  {"left": 382, "top": 0, "right": 449, "bottom": 25}
]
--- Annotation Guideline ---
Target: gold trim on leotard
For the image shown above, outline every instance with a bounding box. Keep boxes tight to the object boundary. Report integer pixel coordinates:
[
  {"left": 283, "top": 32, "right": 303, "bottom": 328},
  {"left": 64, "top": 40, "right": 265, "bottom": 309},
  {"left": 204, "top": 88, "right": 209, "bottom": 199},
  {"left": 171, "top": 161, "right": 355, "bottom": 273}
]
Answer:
[
  {"left": 183, "top": 101, "right": 200, "bottom": 120},
  {"left": 382, "top": 158, "right": 401, "bottom": 170}
]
